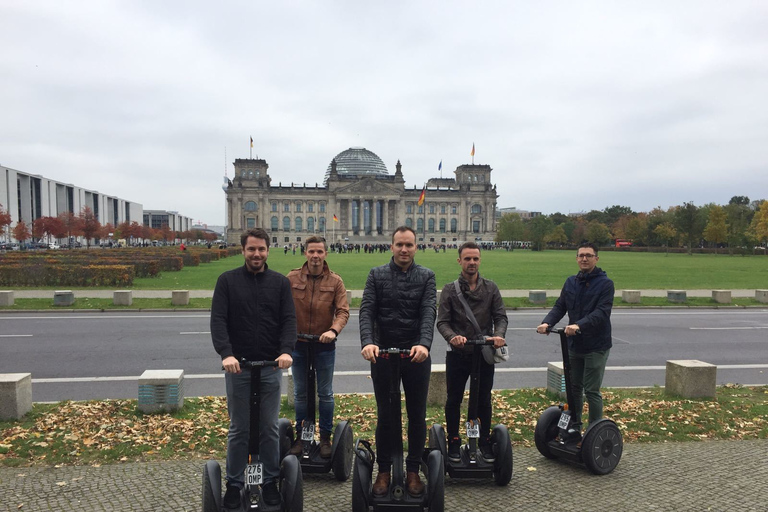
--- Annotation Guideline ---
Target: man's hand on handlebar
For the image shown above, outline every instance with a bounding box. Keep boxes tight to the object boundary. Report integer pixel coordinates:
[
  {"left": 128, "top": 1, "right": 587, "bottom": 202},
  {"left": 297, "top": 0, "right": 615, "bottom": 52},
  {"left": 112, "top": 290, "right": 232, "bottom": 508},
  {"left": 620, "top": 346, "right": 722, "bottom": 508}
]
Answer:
[
  {"left": 536, "top": 323, "right": 550, "bottom": 335},
  {"left": 319, "top": 330, "right": 336, "bottom": 343},
  {"left": 222, "top": 356, "right": 241, "bottom": 374},
  {"left": 276, "top": 353, "right": 293, "bottom": 369},
  {"left": 488, "top": 336, "right": 506, "bottom": 348},
  {"left": 449, "top": 335, "right": 467, "bottom": 348},
  {"left": 410, "top": 345, "right": 429, "bottom": 363},
  {"left": 564, "top": 324, "right": 581, "bottom": 336},
  {"left": 361, "top": 344, "right": 379, "bottom": 363}
]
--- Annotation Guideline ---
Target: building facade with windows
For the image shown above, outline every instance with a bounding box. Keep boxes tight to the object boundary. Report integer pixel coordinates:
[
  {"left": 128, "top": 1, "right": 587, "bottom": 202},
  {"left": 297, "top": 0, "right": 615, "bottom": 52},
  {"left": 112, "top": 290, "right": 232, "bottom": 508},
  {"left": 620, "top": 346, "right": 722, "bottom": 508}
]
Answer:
[
  {"left": 223, "top": 147, "right": 499, "bottom": 245},
  {"left": 143, "top": 210, "right": 193, "bottom": 233},
  {"left": 0, "top": 164, "right": 142, "bottom": 241}
]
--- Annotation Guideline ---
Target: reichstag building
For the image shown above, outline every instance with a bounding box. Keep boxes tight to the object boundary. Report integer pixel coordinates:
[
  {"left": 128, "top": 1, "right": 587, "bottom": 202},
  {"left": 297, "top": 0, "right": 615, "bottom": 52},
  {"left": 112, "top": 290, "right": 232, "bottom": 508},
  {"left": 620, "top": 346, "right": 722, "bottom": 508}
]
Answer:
[{"left": 223, "top": 147, "right": 498, "bottom": 246}]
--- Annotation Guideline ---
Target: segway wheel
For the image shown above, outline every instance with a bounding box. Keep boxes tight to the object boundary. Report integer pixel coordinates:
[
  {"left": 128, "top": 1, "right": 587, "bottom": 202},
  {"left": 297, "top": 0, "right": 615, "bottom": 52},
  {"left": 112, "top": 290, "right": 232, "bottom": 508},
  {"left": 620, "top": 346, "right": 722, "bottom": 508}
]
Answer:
[
  {"left": 332, "top": 422, "right": 354, "bottom": 481},
  {"left": 280, "top": 454, "right": 303, "bottom": 512},
  {"left": 581, "top": 419, "right": 623, "bottom": 475},
  {"left": 202, "top": 460, "right": 222, "bottom": 512},
  {"left": 534, "top": 406, "right": 562, "bottom": 459},
  {"left": 352, "top": 440, "right": 373, "bottom": 512},
  {"left": 278, "top": 418, "right": 294, "bottom": 459},
  {"left": 426, "top": 450, "right": 444, "bottom": 512},
  {"left": 491, "top": 425, "right": 513, "bottom": 486},
  {"left": 428, "top": 423, "right": 447, "bottom": 456}
]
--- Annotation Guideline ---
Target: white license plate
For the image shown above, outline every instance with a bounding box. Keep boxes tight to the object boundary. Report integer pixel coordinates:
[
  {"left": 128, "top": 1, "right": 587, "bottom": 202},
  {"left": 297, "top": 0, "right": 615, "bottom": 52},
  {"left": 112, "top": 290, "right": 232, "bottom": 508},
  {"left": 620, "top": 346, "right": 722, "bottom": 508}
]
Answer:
[
  {"left": 557, "top": 413, "right": 570, "bottom": 430},
  {"left": 301, "top": 425, "right": 315, "bottom": 442},
  {"left": 246, "top": 463, "right": 263, "bottom": 486},
  {"left": 466, "top": 421, "right": 480, "bottom": 439}
]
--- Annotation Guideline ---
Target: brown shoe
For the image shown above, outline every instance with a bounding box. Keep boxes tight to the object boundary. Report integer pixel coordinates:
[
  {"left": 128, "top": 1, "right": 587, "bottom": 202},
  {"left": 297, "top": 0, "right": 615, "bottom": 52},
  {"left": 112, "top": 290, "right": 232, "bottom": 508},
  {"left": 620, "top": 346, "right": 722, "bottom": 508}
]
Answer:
[
  {"left": 319, "top": 432, "right": 332, "bottom": 459},
  {"left": 372, "top": 471, "right": 391, "bottom": 497},
  {"left": 406, "top": 471, "right": 425, "bottom": 498},
  {"left": 288, "top": 437, "right": 303, "bottom": 456}
]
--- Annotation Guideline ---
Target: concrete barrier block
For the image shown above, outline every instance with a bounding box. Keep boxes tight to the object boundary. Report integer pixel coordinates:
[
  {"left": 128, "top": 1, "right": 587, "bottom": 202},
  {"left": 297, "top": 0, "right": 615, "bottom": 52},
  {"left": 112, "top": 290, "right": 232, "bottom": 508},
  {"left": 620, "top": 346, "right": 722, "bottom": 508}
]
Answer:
[
  {"left": 529, "top": 290, "right": 547, "bottom": 305},
  {"left": 622, "top": 290, "right": 641, "bottom": 304},
  {"left": 0, "top": 373, "right": 33, "bottom": 420},
  {"left": 0, "top": 291, "right": 14, "bottom": 307},
  {"left": 546, "top": 362, "right": 566, "bottom": 399},
  {"left": 667, "top": 290, "right": 687, "bottom": 303},
  {"left": 113, "top": 290, "right": 133, "bottom": 306},
  {"left": 756, "top": 290, "right": 768, "bottom": 303},
  {"left": 711, "top": 290, "right": 731, "bottom": 304},
  {"left": 427, "top": 363, "right": 446, "bottom": 406},
  {"left": 53, "top": 290, "right": 75, "bottom": 307},
  {"left": 665, "top": 360, "right": 716, "bottom": 398},
  {"left": 436, "top": 290, "right": 442, "bottom": 303},
  {"left": 346, "top": 290, "right": 352, "bottom": 305},
  {"left": 138, "top": 369, "right": 185, "bottom": 413},
  {"left": 171, "top": 290, "right": 190, "bottom": 306}
]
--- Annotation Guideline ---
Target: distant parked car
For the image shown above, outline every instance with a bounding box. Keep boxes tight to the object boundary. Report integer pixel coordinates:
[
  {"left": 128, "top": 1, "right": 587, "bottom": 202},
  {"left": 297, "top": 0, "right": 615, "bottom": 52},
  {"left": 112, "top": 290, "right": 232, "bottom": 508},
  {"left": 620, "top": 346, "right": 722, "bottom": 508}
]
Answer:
[{"left": 49, "top": 242, "right": 60, "bottom": 250}]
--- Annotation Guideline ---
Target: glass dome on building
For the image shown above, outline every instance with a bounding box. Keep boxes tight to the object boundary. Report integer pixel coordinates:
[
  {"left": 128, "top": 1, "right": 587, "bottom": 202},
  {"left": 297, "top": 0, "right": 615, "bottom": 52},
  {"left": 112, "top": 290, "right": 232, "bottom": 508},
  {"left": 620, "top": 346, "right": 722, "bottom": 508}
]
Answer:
[{"left": 324, "top": 147, "right": 389, "bottom": 183}]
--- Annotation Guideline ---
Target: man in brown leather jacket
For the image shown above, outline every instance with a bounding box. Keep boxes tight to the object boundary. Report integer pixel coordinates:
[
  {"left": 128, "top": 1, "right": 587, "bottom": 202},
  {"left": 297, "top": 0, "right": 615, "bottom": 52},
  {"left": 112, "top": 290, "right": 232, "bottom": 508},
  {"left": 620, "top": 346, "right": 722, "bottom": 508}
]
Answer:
[{"left": 287, "top": 235, "right": 349, "bottom": 458}]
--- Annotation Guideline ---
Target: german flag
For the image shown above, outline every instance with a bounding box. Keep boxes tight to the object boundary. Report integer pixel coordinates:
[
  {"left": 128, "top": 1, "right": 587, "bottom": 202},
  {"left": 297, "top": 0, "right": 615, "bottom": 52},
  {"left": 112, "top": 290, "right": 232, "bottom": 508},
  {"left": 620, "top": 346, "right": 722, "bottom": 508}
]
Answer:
[
  {"left": 417, "top": 187, "right": 426, "bottom": 206},
  {"left": 333, "top": 214, "right": 339, "bottom": 222}
]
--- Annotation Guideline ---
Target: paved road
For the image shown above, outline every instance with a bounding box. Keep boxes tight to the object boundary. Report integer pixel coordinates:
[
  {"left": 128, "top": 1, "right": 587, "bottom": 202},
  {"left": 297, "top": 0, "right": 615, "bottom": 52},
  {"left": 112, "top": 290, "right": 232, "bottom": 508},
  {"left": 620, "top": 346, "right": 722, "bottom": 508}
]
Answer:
[
  {"left": 1, "top": 440, "right": 765, "bottom": 511},
  {"left": 1, "top": 308, "right": 767, "bottom": 401}
]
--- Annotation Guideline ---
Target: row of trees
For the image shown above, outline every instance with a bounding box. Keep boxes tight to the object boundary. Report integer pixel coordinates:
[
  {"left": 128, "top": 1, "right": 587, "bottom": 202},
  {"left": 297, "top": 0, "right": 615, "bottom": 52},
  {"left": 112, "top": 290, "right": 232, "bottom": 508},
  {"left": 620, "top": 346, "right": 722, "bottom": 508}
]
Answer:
[
  {"left": 496, "top": 197, "right": 768, "bottom": 254},
  {"left": 0, "top": 205, "right": 218, "bottom": 248}
]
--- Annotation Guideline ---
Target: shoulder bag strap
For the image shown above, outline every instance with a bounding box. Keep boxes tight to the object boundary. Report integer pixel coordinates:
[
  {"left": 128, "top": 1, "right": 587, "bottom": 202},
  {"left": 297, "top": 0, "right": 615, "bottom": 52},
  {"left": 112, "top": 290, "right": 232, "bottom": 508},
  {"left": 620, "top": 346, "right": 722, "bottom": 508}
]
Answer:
[{"left": 453, "top": 280, "right": 483, "bottom": 337}]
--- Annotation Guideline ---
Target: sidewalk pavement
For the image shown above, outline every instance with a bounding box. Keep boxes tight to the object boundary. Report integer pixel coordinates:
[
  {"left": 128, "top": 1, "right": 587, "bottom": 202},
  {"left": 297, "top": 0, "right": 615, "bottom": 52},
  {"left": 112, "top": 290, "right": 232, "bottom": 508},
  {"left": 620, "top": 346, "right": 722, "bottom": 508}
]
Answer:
[
  {"left": 1, "top": 439, "right": 765, "bottom": 511},
  {"left": 8, "top": 289, "right": 763, "bottom": 299}
]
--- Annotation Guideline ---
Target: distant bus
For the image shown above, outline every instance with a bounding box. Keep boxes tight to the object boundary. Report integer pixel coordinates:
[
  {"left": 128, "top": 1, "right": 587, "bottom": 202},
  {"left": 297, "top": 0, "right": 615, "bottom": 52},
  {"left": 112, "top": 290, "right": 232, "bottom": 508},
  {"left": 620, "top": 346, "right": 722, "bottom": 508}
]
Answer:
[{"left": 615, "top": 239, "right": 632, "bottom": 248}]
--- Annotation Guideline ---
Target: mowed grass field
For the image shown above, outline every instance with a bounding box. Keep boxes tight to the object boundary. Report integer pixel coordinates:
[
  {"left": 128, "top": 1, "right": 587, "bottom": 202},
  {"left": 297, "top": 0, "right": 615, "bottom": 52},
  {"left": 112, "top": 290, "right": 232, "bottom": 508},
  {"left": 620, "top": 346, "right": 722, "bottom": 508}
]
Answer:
[{"left": 129, "top": 248, "right": 768, "bottom": 291}]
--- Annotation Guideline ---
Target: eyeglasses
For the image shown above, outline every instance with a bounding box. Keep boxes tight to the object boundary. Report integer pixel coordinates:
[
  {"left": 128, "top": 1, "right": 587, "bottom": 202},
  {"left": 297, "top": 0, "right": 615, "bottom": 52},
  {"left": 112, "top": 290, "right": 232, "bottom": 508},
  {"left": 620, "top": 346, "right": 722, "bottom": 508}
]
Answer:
[{"left": 577, "top": 254, "right": 596, "bottom": 259}]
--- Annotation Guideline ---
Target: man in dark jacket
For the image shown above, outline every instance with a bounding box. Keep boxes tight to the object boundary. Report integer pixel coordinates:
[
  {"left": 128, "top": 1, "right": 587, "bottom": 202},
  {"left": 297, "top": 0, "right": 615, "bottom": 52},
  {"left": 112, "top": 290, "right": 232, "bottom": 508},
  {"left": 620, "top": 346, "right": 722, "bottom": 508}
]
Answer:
[
  {"left": 211, "top": 228, "right": 297, "bottom": 509},
  {"left": 436, "top": 242, "right": 508, "bottom": 464},
  {"left": 536, "top": 242, "right": 614, "bottom": 427},
  {"left": 360, "top": 226, "right": 436, "bottom": 499}
]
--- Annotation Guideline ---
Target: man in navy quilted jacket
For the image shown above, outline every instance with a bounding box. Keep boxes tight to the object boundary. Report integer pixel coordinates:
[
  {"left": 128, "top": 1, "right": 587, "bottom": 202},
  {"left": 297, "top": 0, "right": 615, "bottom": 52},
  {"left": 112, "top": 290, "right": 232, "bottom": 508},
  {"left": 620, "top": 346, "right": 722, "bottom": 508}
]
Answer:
[
  {"left": 360, "top": 226, "right": 436, "bottom": 499},
  {"left": 536, "top": 242, "right": 614, "bottom": 428}
]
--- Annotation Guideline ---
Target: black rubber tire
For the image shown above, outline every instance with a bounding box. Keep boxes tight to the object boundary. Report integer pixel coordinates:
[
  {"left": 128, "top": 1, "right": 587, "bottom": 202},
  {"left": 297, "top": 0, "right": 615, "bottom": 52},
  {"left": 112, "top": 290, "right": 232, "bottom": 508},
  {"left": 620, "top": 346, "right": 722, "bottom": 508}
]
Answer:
[
  {"left": 278, "top": 418, "right": 294, "bottom": 460},
  {"left": 332, "top": 423, "right": 354, "bottom": 481},
  {"left": 581, "top": 419, "right": 623, "bottom": 475},
  {"left": 280, "top": 454, "right": 303, "bottom": 512},
  {"left": 351, "top": 454, "right": 370, "bottom": 512},
  {"left": 428, "top": 423, "right": 446, "bottom": 456},
  {"left": 202, "top": 460, "right": 222, "bottom": 512},
  {"left": 426, "top": 450, "right": 445, "bottom": 512},
  {"left": 491, "top": 425, "right": 513, "bottom": 486},
  {"left": 534, "top": 406, "right": 562, "bottom": 459}
]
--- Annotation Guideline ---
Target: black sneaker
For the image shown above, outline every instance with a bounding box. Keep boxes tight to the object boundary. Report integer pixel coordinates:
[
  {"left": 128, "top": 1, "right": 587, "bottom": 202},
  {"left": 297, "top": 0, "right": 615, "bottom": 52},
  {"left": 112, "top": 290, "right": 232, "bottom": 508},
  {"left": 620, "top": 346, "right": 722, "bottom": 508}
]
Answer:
[
  {"left": 447, "top": 436, "right": 461, "bottom": 463},
  {"left": 479, "top": 440, "right": 495, "bottom": 463},
  {"left": 261, "top": 481, "right": 281, "bottom": 506},
  {"left": 223, "top": 482, "right": 241, "bottom": 510}
]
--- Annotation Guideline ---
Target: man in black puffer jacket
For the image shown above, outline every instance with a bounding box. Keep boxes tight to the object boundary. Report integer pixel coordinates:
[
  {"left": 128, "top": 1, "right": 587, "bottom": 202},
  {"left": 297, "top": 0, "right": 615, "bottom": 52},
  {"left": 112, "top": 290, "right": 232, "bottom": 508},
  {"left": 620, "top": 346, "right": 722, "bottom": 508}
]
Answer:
[
  {"left": 360, "top": 226, "right": 436, "bottom": 499},
  {"left": 537, "top": 242, "right": 614, "bottom": 428}
]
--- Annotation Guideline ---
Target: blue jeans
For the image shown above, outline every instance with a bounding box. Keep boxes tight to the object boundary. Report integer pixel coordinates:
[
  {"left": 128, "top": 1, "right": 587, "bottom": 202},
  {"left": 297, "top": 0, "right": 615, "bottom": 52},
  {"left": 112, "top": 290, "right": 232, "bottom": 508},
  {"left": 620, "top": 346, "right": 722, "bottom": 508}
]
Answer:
[
  {"left": 225, "top": 367, "right": 282, "bottom": 487},
  {"left": 292, "top": 346, "right": 335, "bottom": 435}
]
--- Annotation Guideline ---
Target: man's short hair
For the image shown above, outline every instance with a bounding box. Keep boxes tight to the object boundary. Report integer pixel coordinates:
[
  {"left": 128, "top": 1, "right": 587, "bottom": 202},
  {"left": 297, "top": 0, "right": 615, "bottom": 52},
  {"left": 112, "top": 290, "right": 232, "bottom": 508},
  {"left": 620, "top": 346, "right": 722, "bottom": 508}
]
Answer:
[
  {"left": 578, "top": 242, "right": 599, "bottom": 255},
  {"left": 240, "top": 228, "right": 271, "bottom": 249},
  {"left": 391, "top": 226, "right": 416, "bottom": 244},
  {"left": 458, "top": 241, "right": 481, "bottom": 256},
  {"left": 304, "top": 235, "right": 327, "bottom": 250}
]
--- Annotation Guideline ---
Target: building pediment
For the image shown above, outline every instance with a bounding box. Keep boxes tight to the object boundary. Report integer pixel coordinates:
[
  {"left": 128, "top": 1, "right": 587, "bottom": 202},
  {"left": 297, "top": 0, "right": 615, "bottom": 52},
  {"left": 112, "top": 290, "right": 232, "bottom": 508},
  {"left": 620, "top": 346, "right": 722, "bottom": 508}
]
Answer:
[{"left": 334, "top": 177, "right": 401, "bottom": 196}]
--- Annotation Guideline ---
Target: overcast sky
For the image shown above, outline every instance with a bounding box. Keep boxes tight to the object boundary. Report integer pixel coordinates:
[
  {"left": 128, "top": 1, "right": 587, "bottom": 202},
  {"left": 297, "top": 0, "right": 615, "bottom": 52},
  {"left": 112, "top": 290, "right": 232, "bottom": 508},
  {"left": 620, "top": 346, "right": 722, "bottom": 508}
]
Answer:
[{"left": 2, "top": 1, "right": 767, "bottom": 226}]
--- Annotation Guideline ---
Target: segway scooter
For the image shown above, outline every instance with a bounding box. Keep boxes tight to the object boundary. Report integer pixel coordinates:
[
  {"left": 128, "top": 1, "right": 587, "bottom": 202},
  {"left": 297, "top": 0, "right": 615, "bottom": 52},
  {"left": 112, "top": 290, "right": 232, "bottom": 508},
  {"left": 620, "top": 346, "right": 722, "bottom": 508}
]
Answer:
[
  {"left": 352, "top": 348, "right": 444, "bottom": 512},
  {"left": 534, "top": 327, "right": 623, "bottom": 475},
  {"left": 428, "top": 338, "right": 513, "bottom": 485},
  {"left": 282, "top": 333, "right": 354, "bottom": 481},
  {"left": 203, "top": 359, "right": 303, "bottom": 512}
]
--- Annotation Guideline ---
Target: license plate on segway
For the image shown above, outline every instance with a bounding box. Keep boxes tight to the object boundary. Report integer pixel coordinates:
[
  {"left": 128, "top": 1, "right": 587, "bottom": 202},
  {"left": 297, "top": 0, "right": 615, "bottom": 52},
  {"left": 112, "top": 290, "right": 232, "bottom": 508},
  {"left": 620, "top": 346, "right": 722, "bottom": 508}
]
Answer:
[
  {"left": 246, "top": 463, "right": 263, "bottom": 486},
  {"left": 466, "top": 420, "right": 480, "bottom": 439},
  {"left": 557, "top": 413, "right": 570, "bottom": 430},
  {"left": 301, "top": 424, "right": 315, "bottom": 442}
]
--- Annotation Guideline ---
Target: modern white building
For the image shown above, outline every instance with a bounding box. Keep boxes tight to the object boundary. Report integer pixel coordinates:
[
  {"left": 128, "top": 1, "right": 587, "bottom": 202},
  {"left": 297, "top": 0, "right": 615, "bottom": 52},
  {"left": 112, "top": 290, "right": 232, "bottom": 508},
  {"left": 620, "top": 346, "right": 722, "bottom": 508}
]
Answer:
[
  {"left": 143, "top": 210, "right": 194, "bottom": 233},
  {"left": 0, "top": 164, "right": 143, "bottom": 241}
]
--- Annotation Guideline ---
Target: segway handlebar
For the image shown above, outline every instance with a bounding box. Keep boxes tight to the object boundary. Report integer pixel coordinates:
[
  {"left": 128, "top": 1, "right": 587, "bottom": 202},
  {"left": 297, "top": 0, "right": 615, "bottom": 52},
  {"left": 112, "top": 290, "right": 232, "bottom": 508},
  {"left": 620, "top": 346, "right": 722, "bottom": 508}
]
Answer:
[
  {"left": 297, "top": 333, "right": 337, "bottom": 342},
  {"left": 220, "top": 358, "right": 280, "bottom": 370},
  {"left": 464, "top": 337, "right": 502, "bottom": 346},
  {"left": 546, "top": 327, "right": 580, "bottom": 335},
  {"left": 377, "top": 347, "right": 413, "bottom": 359}
]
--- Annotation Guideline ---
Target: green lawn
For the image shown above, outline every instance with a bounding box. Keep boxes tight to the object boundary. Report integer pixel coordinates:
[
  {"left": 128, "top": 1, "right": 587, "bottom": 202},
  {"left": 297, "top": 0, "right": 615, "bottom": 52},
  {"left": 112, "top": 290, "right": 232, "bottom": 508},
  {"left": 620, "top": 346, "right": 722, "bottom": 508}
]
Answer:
[{"left": 129, "top": 249, "right": 768, "bottom": 291}]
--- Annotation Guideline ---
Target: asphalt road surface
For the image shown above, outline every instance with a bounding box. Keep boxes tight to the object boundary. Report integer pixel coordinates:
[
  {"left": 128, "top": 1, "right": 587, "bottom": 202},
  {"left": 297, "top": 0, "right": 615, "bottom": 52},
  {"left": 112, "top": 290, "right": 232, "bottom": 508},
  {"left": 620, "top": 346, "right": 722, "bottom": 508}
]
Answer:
[{"left": 1, "top": 309, "right": 766, "bottom": 402}]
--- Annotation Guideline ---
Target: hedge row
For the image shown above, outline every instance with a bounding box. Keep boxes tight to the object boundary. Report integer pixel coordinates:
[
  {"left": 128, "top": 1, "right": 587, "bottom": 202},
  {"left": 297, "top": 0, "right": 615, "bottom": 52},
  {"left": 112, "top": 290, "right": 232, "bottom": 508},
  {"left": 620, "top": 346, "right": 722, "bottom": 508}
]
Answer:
[{"left": 0, "top": 264, "right": 135, "bottom": 287}]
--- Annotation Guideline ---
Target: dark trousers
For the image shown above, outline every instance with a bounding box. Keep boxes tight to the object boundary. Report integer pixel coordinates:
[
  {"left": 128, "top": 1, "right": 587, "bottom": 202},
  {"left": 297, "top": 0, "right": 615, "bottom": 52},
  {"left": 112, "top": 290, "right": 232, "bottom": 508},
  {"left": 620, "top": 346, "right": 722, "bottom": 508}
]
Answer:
[
  {"left": 569, "top": 349, "right": 610, "bottom": 424},
  {"left": 371, "top": 355, "right": 431, "bottom": 473},
  {"left": 445, "top": 350, "right": 495, "bottom": 440}
]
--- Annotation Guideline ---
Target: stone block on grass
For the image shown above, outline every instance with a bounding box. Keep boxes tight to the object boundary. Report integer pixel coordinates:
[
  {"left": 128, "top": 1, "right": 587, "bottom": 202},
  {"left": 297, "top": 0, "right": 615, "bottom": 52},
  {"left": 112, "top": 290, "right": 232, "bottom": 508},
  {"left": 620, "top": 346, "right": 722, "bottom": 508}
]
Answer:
[
  {"left": 113, "top": 290, "right": 133, "bottom": 306},
  {"left": 711, "top": 290, "right": 731, "bottom": 304},
  {"left": 53, "top": 290, "right": 75, "bottom": 307},
  {"left": 622, "top": 290, "right": 641, "bottom": 304},
  {"left": 529, "top": 290, "right": 547, "bottom": 305},
  {"left": 665, "top": 360, "right": 716, "bottom": 398},
  {"left": 171, "top": 290, "right": 190, "bottom": 306},
  {"left": 667, "top": 290, "right": 687, "bottom": 303},
  {"left": 0, "top": 291, "right": 14, "bottom": 307},
  {"left": 0, "top": 373, "right": 32, "bottom": 420}
]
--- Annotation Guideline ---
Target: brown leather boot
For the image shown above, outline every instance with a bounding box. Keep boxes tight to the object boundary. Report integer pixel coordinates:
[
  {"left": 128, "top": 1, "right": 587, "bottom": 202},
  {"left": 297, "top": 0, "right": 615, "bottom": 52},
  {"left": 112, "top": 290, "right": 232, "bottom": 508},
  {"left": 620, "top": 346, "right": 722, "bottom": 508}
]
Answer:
[
  {"left": 406, "top": 471, "right": 425, "bottom": 497},
  {"left": 372, "top": 471, "right": 391, "bottom": 497},
  {"left": 288, "top": 437, "right": 303, "bottom": 456},
  {"left": 319, "top": 432, "right": 332, "bottom": 458}
]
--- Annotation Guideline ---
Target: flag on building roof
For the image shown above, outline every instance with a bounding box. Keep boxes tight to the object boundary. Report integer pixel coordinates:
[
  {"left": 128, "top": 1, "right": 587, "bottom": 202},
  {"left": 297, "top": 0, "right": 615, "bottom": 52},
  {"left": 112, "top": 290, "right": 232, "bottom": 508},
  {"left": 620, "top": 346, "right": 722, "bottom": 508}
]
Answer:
[
  {"left": 438, "top": 160, "right": 442, "bottom": 171},
  {"left": 250, "top": 136, "right": 253, "bottom": 148},
  {"left": 471, "top": 143, "right": 475, "bottom": 157},
  {"left": 417, "top": 187, "right": 426, "bottom": 206}
]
